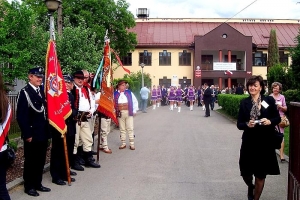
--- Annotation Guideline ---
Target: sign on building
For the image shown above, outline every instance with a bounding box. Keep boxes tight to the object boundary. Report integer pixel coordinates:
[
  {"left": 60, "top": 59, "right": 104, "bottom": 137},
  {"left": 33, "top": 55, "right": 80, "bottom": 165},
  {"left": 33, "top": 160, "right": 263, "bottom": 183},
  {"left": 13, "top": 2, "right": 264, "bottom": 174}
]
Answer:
[{"left": 213, "top": 62, "right": 236, "bottom": 71}]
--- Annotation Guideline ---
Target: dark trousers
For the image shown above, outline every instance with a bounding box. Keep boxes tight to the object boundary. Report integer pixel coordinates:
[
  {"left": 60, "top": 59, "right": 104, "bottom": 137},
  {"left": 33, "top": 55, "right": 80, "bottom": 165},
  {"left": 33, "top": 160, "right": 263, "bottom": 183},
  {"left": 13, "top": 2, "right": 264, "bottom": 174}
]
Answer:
[
  {"left": 0, "top": 151, "right": 11, "bottom": 200},
  {"left": 23, "top": 140, "right": 48, "bottom": 191},
  {"left": 210, "top": 97, "right": 216, "bottom": 110},
  {"left": 162, "top": 96, "right": 167, "bottom": 106},
  {"left": 50, "top": 132, "right": 75, "bottom": 181},
  {"left": 204, "top": 100, "right": 210, "bottom": 116}
]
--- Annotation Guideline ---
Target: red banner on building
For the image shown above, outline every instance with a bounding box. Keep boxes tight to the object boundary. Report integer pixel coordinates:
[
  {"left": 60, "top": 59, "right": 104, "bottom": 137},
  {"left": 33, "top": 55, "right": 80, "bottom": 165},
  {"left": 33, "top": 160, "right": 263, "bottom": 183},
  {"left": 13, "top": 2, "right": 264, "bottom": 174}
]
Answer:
[
  {"left": 45, "top": 40, "right": 71, "bottom": 135},
  {"left": 195, "top": 69, "right": 201, "bottom": 78}
]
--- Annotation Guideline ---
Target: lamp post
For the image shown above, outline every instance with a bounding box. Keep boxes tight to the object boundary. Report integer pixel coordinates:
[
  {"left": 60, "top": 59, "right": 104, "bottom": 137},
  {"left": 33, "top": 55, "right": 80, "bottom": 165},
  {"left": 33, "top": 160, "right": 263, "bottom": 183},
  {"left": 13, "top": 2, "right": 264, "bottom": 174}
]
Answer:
[
  {"left": 44, "top": 0, "right": 61, "bottom": 40},
  {"left": 140, "top": 63, "right": 145, "bottom": 88}
]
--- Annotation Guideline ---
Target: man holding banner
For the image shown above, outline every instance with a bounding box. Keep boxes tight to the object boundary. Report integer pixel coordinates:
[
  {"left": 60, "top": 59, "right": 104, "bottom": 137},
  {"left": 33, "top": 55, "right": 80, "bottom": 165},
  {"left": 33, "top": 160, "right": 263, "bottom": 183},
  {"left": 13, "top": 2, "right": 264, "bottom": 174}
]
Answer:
[{"left": 44, "top": 40, "right": 74, "bottom": 187}]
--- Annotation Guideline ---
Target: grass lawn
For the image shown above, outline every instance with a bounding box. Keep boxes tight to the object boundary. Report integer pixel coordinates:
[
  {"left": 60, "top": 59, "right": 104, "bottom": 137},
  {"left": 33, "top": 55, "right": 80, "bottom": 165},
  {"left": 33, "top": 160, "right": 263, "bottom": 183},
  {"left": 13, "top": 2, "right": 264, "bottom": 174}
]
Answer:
[{"left": 284, "top": 128, "right": 289, "bottom": 156}]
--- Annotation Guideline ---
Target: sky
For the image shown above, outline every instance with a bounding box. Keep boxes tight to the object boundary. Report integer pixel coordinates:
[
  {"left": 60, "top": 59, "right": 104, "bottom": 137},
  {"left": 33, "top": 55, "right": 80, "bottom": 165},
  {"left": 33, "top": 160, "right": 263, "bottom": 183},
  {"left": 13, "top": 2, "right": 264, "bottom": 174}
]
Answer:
[{"left": 126, "top": 0, "right": 300, "bottom": 19}]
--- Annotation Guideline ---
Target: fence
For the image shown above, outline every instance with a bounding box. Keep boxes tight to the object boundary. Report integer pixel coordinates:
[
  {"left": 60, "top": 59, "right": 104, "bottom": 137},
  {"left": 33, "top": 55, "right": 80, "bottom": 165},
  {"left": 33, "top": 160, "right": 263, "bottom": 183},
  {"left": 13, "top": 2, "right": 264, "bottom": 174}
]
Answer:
[
  {"left": 288, "top": 102, "right": 300, "bottom": 199},
  {"left": 7, "top": 94, "right": 20, "bottom": 136}
]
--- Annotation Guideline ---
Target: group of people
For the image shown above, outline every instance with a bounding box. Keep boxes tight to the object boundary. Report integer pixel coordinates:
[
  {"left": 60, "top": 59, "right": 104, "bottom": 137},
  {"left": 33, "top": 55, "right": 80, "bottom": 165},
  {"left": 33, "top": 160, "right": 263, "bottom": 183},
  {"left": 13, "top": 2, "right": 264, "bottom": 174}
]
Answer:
[
  {"left": 0, "top": 69, "right": 289, "bottom": 200},
  {"left": 140, "top": 84, "right": 218, "bottom": 116},
  {"left": 0, "top": 67, "right": 139, "bottom": 199}
]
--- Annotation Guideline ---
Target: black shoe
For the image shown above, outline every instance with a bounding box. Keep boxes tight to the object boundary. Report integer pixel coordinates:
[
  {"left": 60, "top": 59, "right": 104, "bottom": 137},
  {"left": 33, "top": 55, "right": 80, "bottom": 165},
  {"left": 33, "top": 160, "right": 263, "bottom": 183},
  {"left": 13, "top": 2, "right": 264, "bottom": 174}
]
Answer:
[
  {"left": 70, "top": 171, "right": 77, "bottom": 176},
  {"left": 78, "top": 157, "right": 85, "bottom": 165},
  {"left": 64, "top": 178, "right": 76, "bottom": 182},
  {"left": 71, "top": 163, "right": 84, "bottom": 171},
  {"left": 25, "top": 189, "right": 39, "bottom": 197},
  {"left": 85, "top": 160, "right": 101, "bottom": 168},
  {"left": 91, "top": 151, "right": 97, "bottom": 155},
  {"left": 204, "top": 115, "right": 210, "bottom": 117},
  {"left": 36, "top": 186, "right": 51, "bottom": 192},
  {"left": 52, "top": 179, "right": 66, "bottom": 186},
  {"left": 281, "top": 159, "right": 286, "bottom": 163}
]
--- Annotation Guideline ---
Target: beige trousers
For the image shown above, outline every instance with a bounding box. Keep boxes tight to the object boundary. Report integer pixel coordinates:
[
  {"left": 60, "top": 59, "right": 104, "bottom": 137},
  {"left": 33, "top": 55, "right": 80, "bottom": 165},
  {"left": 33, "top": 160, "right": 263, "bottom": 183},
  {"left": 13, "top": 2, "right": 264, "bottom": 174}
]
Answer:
[
  {"left": 118, "top": 110, "right": 134, "bottom": 146},
  {"left": 100, "top": 118, "right": 111, "bottom": 150},
  {"left": 74, "top": 121, "right": 93, "bottom": 153}
]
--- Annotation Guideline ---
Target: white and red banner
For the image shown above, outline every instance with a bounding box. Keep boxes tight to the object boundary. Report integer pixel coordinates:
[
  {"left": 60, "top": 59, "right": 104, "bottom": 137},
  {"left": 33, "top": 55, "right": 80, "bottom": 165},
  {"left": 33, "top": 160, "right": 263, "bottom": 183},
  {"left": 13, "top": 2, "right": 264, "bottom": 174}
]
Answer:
[
  {"left": 45, "top": 40, "right": 71, "bottom": 135},
  {"left": 0, "top": 105, "right": 12, "bottom": 149}
]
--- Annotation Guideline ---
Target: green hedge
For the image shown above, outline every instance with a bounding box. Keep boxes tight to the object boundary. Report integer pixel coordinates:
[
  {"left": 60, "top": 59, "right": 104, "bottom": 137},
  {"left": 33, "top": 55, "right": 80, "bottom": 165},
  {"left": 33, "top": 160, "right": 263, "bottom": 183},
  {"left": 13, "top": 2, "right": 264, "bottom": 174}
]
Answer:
[{"left": 218, "top": 94, "right": 249, "bottom": 118}]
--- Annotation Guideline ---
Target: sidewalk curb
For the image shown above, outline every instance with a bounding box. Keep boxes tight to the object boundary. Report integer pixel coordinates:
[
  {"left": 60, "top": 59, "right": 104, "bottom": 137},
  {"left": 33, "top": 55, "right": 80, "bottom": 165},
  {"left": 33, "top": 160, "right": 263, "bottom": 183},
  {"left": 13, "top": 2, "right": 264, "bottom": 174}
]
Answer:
[{"left": 7, "top": 163, "right": 50, "bottom": 191}]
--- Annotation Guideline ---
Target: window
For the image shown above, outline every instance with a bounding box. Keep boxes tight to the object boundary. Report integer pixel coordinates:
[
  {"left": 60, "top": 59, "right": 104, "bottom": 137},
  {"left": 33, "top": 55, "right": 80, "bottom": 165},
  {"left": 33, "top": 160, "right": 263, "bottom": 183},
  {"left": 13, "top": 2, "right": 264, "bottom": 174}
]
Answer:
[
  {"left": 201, "top": 55, "right": 213, "bottom": 70},
  {"left": 179, "top": 50, "right": 191, "bottom": 66},
  {"left": 252, "top": 52, "right": 267, "bottom": 66},
  {"left": 139, "top": 50, "right": 152, "bottom": 66},
  {"left": 279, "top": 51, "right": 288, "bottom": 65},
  {"left": 120, "top": 53, "right": 132, "bottom": 66},
  {"left": 159, "top": 50, "right": 171, "bottom": 66}
]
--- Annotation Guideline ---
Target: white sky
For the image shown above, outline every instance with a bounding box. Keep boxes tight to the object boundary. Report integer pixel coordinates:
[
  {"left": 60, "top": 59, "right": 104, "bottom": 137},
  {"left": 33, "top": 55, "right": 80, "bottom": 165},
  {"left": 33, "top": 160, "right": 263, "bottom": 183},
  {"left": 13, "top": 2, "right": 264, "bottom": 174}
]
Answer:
[
  {"left": 7, "top": 0, "right": 300, "bottom": 19},
  {"left": 127, "top": 0, "right": 300, "bottom": 19}
]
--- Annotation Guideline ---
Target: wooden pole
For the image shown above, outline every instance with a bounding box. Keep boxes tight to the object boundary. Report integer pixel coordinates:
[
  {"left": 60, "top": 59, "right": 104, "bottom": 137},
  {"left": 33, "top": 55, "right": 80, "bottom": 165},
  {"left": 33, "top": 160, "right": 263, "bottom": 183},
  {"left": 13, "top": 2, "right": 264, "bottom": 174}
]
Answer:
[
  {"left": 62, "top": 134, "right": 71, "bottom": 186},
  {"left": 96, "top": 114, "right": 101, "bottom": 163}
]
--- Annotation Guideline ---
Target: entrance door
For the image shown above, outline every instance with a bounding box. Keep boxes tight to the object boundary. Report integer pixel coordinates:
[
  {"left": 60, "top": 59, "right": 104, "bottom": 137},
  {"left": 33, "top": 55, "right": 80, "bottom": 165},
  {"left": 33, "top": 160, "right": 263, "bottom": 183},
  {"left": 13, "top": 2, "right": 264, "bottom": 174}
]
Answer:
[
  {"left": 201, "top": 79, "right": 214, "bottom": 86},
  {"left": 159, "top": 78, "right": 171, "bottom": 88},
  {"left": 179, "top": 79, "right": 191, "bottom": 87}
]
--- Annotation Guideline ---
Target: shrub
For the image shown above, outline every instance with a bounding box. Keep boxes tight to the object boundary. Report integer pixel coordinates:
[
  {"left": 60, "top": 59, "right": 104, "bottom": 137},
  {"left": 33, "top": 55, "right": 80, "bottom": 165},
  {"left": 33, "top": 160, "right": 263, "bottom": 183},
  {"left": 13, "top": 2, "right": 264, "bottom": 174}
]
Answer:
[{"left": 218, "top": 94, "right": 248, "bottom": 118}]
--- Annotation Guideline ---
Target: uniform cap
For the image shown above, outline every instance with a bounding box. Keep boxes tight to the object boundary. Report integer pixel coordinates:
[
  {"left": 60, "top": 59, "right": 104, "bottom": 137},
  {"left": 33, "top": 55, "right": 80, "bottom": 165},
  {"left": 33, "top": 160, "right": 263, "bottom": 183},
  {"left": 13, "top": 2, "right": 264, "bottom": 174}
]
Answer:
[{"left": 28, "top": 67, "right": 44, "bottom": 77}]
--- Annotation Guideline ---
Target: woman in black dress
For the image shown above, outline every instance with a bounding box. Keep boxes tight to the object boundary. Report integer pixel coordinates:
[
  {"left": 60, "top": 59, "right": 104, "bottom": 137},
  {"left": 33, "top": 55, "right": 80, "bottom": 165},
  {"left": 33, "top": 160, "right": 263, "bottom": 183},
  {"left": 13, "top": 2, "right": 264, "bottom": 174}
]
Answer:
[{"left": 237, "top": 75, "right": 281, "bottom": 200}]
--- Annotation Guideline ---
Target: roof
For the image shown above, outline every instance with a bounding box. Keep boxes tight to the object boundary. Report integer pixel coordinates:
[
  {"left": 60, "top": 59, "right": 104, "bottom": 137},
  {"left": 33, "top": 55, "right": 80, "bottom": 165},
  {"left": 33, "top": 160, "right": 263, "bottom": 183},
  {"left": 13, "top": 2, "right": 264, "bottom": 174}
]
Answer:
[{"left": 130, "top": 18, "right": 300, "bottom": 48}]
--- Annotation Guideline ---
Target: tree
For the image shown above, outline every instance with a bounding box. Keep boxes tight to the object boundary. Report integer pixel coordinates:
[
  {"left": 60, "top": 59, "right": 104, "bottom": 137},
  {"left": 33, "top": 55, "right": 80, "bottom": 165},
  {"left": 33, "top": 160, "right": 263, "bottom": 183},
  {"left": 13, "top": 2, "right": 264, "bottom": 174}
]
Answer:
[
  {"left": 290, "top": 32, "right": 300, "bottom": 90},
  {"left": 55, "top": 18, "right": 101, "bottom": 74},
  {"left": 267, "top": 63, "right": 287, "bottom": 91},
  {"left": 23, "top": 0, "right": 137, "bottom": 58},
  {"left": 267, "top": 29, "right": 280, "bottom": 70},
  {"left": 0, "top": 0, "right": 42, "bottom": 83}
]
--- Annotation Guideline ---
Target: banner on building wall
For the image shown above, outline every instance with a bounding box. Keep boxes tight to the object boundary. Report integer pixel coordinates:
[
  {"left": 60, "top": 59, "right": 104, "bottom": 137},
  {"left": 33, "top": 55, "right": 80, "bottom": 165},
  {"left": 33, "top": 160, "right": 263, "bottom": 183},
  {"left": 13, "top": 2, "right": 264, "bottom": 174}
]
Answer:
[
  {"left": 195, "top": 69, "right": 201, "bottom": 78},
  {"left": 213, "top": 62, "right": 236, "bottom": 71}
]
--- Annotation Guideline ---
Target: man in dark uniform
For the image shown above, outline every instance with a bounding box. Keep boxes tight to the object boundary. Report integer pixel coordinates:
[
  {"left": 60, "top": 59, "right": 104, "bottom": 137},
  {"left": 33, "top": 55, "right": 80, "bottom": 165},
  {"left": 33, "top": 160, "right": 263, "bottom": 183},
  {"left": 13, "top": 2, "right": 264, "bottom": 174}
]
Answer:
[
  {"left": 203, "top": 83, "right": 212, "bottom": 117},
  {"left": 50, "top": 74, "right": 77, "bottom": 186},
  {"left": 16, "top": 67, "right": 51, "bottom": 197},
  {"left": 161, "top": 85, "right": 167, "bottom": 106}
]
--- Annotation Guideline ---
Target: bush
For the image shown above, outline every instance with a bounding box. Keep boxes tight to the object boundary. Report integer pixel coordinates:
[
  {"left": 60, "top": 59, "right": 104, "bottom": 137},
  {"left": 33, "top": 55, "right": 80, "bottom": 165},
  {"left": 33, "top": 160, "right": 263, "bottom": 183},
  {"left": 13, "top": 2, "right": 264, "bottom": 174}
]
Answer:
[
  {"left": 8, "top": 140, "right": 18, "bottom": 152},
  {"left": 282, "top": 89, "right": 300, "bottom": 104},
  {"left": 218, "top": 94, "right": 248, "bottom": 118}
]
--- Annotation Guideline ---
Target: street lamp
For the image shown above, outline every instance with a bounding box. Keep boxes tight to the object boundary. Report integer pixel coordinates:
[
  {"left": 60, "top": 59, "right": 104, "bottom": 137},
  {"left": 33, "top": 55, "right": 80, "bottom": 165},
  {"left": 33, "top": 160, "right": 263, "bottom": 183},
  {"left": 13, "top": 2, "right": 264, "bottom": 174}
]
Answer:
[
  {"left": 44, "top": 0, "right": 61, "bottom": 40},
  {"left": 140, "top": 63, "right": 145, "bottom": 88}
]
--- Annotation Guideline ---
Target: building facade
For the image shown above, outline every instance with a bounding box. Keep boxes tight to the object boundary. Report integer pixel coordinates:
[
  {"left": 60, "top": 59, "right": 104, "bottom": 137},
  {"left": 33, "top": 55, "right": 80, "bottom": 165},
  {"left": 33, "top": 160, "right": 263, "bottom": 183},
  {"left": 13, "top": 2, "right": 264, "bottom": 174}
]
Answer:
[{"left": 113, "top": 18, "right": 298, "bottom": 89}]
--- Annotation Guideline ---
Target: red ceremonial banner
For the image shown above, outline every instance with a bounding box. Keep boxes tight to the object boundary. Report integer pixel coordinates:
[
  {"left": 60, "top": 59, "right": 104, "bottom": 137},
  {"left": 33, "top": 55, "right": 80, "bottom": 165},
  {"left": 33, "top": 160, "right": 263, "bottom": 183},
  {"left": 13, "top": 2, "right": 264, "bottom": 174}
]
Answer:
[
  {"left": 97, "top": 41, "right": 118, "bottom": 125},
  {"left": 195, "top": 69, "right": 201, "bottom": 78},
  {"left": 45, "top": 40, "right": 71, "bottom": 134}
]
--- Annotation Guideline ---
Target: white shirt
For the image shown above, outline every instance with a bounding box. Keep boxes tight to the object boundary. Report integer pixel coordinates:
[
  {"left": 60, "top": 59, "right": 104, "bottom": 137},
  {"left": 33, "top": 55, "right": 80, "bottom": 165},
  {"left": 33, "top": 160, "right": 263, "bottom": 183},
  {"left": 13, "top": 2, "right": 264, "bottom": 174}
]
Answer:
[
  {"left": 75, "top": 84, "right": 95, "bottom": 113},
  {"left": 95, "top": 92, "right": 101, "bottom": 110},
  {"left": 117, "top": 90, "right": 139, "bottom": 114},
  {"left": 28, "top": 82, "right": 40, "bottom": 92}
]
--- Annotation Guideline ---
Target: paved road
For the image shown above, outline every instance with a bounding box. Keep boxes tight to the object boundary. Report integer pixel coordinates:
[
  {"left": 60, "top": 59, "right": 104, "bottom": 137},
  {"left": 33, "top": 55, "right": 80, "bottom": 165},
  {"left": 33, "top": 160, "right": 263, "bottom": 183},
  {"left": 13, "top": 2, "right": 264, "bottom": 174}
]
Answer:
[{"left": 9, "top": 105, "right": 288, "bottom": 200}]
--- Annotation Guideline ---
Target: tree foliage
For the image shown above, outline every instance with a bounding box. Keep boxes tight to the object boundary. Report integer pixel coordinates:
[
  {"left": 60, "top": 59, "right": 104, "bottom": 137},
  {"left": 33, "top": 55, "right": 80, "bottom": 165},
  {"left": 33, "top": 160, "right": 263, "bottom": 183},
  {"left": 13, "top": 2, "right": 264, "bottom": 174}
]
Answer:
[
  {"left": 0, "top": 0, "right": 39, "bottom": 83},
  {"left": 290, "top": 32, "right": 300, "bottom": 90},
  {"left": 267, "top": 29, "right": 280, "bottom": 69},
  {"left": 56, "top": 18, "right": 101, "bottom": 74},
  {"left": 23, "top": 0, "right": 137, "bottom": 57}
]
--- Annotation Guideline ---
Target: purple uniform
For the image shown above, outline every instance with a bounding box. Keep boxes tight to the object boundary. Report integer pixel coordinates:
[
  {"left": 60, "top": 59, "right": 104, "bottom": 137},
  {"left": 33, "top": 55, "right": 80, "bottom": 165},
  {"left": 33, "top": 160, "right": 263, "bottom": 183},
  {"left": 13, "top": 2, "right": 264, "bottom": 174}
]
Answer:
[
  {"left": 188, "top": 89, "right": 195, "bottom": 101},
  {"left": 168, "top": 88, "right": 176, "bottom": 101},
  {"left": 157, "top": 88, "right": 162, "bottom": 99},
  {"left": 151, "top": 89, "right": 157, "bottom": 100},
  {"left": 176, "top": 89, "right": 183, "bottom": 102}
]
